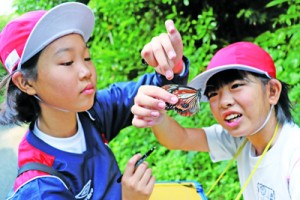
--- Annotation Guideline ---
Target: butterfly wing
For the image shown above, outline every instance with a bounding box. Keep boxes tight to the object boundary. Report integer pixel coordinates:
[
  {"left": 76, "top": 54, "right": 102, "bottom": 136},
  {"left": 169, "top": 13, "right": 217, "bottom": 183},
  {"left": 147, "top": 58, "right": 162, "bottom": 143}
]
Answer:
[{"left": 162, "top": 84, "right": 201, "bottom": 116}]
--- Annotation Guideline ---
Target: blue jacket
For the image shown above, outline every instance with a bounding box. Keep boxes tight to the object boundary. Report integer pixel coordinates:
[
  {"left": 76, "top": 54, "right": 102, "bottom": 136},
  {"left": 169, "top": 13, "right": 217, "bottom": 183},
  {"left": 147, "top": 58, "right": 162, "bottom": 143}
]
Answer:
[{"left": 7, "top": 61, "right": 189, "bottom": 200}]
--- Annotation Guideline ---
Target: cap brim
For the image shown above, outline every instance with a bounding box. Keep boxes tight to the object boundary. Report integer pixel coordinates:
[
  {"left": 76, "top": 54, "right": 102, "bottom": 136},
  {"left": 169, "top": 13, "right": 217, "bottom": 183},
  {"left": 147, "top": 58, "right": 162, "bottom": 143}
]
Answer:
[
  {"left": 188, "top": 64, "right": 271, "bottom": 102},
  {"left": 18, "top": 2, "right": 94, "bottom": 69}
]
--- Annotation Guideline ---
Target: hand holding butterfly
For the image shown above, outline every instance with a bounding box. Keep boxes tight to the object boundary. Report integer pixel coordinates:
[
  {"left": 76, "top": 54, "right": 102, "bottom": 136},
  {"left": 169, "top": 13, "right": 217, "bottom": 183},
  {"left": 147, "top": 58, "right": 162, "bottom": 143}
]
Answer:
[
  {"left": 131, "top": 85, "right": 210, "bottom": 152},
  {"left": 131, "top": 85, "right": 178, "bottom": 128},
  {"left": 141, "top": 19, "right": 183, "bottom": 80}
]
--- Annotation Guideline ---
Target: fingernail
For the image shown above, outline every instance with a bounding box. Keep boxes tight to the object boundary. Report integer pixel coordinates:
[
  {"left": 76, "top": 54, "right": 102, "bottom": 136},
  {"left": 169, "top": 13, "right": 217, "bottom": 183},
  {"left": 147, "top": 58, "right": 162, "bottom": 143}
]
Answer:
[
  {"left": 171, "top": 96, "right": 178, "bottom": 104},
  {"left": 158, "top": 101, "right": 165, "bottom": 109},
  {"left": 147, "top": 121, "right": 155, "bottom": 126},
  {"left": 167, "top": 24, "right": 175, "bottom": 33},
  {"left": 151, "top": 111, "right": 159, "bottom": 117},
  {"left": 166, "top": 70, "right": 173, "bottom": 79},
  {"left": 168, "top": 51, "right": 176, "bottom": 60}
]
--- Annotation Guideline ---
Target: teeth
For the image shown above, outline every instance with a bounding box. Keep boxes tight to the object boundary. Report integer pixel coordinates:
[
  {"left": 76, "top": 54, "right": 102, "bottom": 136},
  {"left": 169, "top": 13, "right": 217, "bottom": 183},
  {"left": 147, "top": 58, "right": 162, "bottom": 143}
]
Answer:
[{"left": 225, "top": 114, "right": 241, "bottom": 121}]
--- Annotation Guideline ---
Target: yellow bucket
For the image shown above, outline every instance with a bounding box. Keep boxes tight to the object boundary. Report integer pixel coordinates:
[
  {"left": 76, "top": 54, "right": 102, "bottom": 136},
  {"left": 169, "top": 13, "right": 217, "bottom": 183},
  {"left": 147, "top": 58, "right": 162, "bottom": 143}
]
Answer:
[{"left": 150, "top": 181, "right": 207, "bottom": 200}]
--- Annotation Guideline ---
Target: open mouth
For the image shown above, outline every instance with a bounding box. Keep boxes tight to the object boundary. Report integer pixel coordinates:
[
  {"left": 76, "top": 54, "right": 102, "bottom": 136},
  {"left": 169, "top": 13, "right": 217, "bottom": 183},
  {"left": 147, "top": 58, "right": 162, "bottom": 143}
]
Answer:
[{"left": 225, "top": 113, "right": 242, "bottom": 122}]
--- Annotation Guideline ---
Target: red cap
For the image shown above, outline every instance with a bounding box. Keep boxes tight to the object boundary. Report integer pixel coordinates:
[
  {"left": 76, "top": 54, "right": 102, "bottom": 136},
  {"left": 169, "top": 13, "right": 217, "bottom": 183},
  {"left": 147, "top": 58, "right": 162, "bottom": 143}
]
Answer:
[
  {"left": 188, "top": 42, "right": 276, "bottom": 101},
  {"left": 0, "top": 11, "right": 45, "bottom": 73},
  {"left": 0, "top": 2, "right": 94, "bottom": 74},
  {"left": 207, "top": 42, "right": 276, "bottom": 78}
]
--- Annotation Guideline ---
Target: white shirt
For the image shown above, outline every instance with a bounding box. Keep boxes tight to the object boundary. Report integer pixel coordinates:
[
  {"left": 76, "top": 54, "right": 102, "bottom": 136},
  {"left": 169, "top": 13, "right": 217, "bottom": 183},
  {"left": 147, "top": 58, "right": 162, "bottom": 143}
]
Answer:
[
  {"left": 33, "top": 114, "right": 86, "bottom": 154},
  {"left": 204, "top": 122, "right": 300, "bottom": 199}
]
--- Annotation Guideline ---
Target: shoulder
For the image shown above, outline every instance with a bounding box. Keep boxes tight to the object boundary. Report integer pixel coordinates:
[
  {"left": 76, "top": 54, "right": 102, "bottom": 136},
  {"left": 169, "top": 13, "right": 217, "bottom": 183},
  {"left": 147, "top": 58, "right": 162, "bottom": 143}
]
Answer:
[
  {"left": 15, "top": 132, "right": 70, "bottom": 194},
  {"left": 7, "top": 176, "right": 71, "bottom": 200},
  {"left": 281, "top": 122, "right": 300, "bottom": 145},
  {"left": 280, "top": 122, "right": 300, "bottom": 166},
  {"left": 203, "top": 124, "right": 226, "bottom": 135},
  {"left": 283, "top": 122, "right": 300, "bottom": 133}
]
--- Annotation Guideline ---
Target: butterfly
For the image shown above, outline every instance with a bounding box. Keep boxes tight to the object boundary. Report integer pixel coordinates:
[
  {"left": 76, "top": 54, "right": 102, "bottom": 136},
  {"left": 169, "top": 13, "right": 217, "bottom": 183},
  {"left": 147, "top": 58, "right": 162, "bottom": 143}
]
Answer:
[{"left": 161, "top": 84, "right": 201, "bottom": 116}]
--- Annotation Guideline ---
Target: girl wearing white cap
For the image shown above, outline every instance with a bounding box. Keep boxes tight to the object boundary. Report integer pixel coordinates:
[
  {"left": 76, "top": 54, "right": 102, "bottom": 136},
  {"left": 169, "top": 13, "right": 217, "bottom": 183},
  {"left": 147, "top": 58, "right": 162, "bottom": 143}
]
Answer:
[
  {"left": 132, "top": 41, "right": 300, "bottom": 199},
  {"left": 0, "top": 2, "right": 188, "bottom": 200}
]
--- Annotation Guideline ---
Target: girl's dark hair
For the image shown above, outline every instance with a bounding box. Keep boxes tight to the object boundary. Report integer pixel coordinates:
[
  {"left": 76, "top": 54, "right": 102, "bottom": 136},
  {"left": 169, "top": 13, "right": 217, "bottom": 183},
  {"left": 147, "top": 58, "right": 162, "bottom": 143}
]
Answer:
[
  {"left": 204, "top": 69, "right": 293, "bottom": 124},
  {"left": 0, "top": 52, "right": 41, "bottom": 126}
]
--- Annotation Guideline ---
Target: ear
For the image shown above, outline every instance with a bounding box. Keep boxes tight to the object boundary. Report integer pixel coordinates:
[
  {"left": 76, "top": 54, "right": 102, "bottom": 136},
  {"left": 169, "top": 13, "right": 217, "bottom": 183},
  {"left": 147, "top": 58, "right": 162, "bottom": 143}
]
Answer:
[
  {"left": 267, "top": 79, "right": 282, "bottom": 105},
  {"left": 12, "top": 71, "right": 36, "bottom": 95}
]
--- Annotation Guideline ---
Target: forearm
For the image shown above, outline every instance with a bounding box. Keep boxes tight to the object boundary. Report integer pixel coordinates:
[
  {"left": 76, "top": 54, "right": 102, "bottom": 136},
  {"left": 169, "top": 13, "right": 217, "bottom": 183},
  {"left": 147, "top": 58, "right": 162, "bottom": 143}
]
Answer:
[
  {"left": 151, "top": 115, "right": 210, "bottom": 152},
  {"left": 151, "top": 115, "right": 183, "bottom": 150}
]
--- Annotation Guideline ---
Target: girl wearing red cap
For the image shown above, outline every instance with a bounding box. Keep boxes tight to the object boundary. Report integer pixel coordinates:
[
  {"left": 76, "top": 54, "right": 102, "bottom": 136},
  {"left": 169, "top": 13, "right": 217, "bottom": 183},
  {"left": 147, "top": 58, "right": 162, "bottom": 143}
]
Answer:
[
  {"left": 0, "top": 2, "right": 188, "bottom": 200},
  {"left": 132, "top": 41, "right": 300, "bottom": 199}
]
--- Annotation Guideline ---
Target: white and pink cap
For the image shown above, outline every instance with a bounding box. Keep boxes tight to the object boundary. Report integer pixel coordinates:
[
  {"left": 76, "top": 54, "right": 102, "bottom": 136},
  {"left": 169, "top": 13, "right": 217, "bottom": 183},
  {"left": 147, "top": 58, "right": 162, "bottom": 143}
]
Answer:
[
  {"left": 0, "top": 2, "right": 94, "bottom": 74},
  {"left": 188, "top": 42, "right": 276, "bottom": 101}
]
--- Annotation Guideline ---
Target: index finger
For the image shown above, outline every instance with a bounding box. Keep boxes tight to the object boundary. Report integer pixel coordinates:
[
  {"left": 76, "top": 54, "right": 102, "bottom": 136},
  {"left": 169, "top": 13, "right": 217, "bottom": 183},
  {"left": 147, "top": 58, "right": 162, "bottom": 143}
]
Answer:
[
  {"left": 138, "top": 85, "right": 178, "bottom": 105},
  {"left": 123, "top": 154, "right": 142, "bottom": 178},
  {"left": 165, "top": 20, "right": 183, "bottom": 55}
]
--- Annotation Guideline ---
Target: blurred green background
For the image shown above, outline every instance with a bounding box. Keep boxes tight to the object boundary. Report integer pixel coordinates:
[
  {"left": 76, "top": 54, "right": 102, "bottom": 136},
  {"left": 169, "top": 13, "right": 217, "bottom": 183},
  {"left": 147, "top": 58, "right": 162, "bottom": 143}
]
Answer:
[{"left": 1, "top": 0, "right": 300, "bottom": 199}]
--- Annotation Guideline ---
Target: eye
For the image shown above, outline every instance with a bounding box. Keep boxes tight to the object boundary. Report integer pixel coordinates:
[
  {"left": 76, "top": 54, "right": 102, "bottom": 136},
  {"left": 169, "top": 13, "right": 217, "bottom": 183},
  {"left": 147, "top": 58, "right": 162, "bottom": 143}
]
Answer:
[
  {"left": 84, "top": 57, "right": 91, "bottom": 62},
  {"left": 206, "top": 91, "right": 217, "bottom": 100},
  {"left": 205, "top": 85, "right": 218, "bottom": 100},
  {"left": 231, "top": 84, "right": 241, "bottom": 89},
  {"left": 60, "top": 61, "right": 73, "bottom": 66},
  {"left": 231, "top": 81, "right": 245, "bottom": 89}
]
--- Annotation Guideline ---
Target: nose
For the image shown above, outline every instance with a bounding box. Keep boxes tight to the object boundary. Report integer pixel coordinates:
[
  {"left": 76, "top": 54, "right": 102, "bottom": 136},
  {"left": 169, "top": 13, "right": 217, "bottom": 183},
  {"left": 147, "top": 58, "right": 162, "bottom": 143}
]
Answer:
[
  {"left": 218, "top": 88, "right": 234, "bottom": 109},
  {"left": 78, "top": 62, "right": 92, "bottom": 80}
]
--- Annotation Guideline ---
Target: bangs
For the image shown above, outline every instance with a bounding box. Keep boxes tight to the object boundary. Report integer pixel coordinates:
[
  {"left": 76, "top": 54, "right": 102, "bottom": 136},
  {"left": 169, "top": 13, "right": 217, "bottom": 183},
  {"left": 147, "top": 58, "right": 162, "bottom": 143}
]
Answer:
[
  {"left": 204, "top": 69, "right": 248, "bottom": 96},
  {"left": 204, "top": 69, "right": 270, "bottom": 98}
]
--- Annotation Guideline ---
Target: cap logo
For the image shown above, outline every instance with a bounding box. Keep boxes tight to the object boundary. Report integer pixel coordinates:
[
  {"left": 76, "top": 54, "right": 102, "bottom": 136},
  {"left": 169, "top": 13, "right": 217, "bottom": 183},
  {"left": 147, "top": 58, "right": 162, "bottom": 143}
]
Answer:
[{"left": 5, "top": 49, "right": 20, "bottom": 74}]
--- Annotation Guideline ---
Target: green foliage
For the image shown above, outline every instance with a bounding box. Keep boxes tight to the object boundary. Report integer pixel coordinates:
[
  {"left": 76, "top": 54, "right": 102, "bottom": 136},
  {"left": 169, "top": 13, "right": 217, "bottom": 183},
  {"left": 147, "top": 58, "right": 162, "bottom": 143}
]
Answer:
[
  {"left": 88, "top": 0, "right": 218, "bottom": 88},
  {"left": 1, "top": 0, "right": 299, "bottom": 199},
  {"left": 0, "top": 14, "right": 17, "bottom": 98},
  {"left": 0, "top": 68, "right": 5, "bottom": 102},
  {"left": 255, "top": 0, "right": 300, "bottom": 124},
  {"left": 13, "top": 0, "right": 80, "bottom": 13}
]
